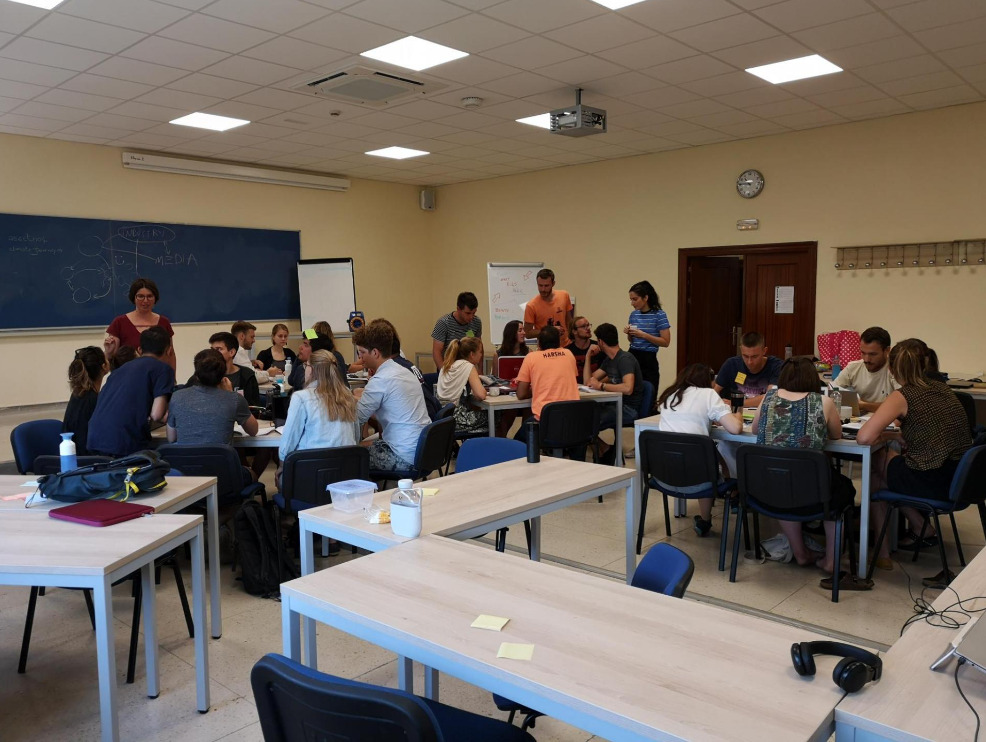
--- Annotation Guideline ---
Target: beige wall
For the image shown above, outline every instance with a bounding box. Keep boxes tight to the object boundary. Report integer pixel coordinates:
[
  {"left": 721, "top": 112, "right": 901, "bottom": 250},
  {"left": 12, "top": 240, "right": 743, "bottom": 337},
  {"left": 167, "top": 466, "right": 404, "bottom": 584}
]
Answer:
[
  {"left": 431, "top": 101, "right": 986, "bottom": 382},
  {"left": 3, "top": 100, "right": 985, "bottom": 409},
  {"left": 0, "top": 134, "right": 435, "bottom": 407}
]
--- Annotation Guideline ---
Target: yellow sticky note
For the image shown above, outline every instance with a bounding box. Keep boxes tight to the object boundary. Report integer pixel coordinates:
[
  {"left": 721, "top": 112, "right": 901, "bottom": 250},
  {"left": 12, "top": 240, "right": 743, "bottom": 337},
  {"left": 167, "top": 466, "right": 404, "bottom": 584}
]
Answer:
[
  {"left": 497, "top": 643, "right": 535, "bottom": 661},
  {"left": 420, "top": 487, "right": 439, "bottom": 497},
  {"left": 734, "top": 372, "right": 747, "bottom": 384},
  {"left": 472, "top": 614, "right": 510, "bottom": 631},
  {"left": 304, "top": 328, "right": 317, "bottom": 339}
]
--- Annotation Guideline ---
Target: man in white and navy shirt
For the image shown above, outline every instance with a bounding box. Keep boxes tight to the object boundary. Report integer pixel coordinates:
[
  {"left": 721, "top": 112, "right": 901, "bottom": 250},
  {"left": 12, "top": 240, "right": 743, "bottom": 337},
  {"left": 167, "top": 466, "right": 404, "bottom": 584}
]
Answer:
[{"left": 431, "top": 291, "right": 483, "bottom": 370}]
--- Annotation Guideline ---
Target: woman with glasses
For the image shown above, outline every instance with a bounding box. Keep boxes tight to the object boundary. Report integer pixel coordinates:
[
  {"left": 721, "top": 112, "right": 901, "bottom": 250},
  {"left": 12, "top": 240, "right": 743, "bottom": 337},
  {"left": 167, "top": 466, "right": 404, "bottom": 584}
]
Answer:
[{"left": 103, "top": 277, "right": 176, "bottom": 371}]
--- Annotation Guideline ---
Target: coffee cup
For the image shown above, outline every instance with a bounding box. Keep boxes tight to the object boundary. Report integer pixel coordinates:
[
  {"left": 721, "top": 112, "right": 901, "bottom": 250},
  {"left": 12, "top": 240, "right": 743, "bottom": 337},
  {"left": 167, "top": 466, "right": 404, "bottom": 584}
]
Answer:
[{"left": 841, "top": 406, "right": 852, "bottom": 422}]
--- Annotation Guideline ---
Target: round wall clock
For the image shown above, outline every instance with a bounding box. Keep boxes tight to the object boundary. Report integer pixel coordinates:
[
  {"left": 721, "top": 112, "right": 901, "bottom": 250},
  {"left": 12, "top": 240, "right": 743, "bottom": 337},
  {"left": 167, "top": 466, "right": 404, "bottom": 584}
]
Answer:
[{"left": 736, "top": 169, "right": 764, "bottom": 199}]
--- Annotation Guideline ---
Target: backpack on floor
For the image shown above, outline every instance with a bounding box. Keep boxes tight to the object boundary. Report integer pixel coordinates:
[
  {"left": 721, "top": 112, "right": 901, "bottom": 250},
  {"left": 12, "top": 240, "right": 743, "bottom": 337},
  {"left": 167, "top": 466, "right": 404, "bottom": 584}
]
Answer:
[{"left": 233, "top": 500, "right": 298, "bottom": 597}]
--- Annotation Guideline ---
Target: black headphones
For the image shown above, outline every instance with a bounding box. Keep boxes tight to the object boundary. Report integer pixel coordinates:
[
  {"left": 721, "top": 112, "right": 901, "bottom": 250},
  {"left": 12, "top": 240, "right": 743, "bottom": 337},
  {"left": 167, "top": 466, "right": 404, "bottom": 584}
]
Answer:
[{"left": 791, "top": 641, "right": 882, "bottom": 693}]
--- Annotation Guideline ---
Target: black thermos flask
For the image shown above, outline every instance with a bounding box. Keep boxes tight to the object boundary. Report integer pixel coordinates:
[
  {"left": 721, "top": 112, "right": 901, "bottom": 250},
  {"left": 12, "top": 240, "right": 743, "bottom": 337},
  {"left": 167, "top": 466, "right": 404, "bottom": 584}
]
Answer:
[{"left": 526, "top": 419, "right": 540, "bottom": 463}]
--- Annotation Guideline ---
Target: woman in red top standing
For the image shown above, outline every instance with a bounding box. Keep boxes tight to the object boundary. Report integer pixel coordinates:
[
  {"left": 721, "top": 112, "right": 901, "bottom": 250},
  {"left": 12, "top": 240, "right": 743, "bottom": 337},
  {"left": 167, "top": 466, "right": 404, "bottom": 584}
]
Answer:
[{"left": 103, "top": 277, "right": 176, "bottom": 371}]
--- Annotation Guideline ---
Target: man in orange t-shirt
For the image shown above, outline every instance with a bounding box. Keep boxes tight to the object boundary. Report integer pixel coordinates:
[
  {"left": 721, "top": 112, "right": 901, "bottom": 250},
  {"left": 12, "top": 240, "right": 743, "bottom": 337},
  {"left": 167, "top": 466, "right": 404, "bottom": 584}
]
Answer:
[
  {"left": 524, "top": 268, "right": 574, "bottom": 348},
  {"left": 515, "top": 325, "right": 579, "bottom": 420}
]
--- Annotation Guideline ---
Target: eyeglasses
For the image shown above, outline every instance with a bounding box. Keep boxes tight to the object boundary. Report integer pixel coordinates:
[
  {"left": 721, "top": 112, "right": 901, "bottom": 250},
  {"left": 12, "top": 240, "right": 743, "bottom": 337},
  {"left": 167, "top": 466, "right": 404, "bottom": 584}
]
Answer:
[{"left": 575, "top": 323, "right": 591, "bottom": 330}]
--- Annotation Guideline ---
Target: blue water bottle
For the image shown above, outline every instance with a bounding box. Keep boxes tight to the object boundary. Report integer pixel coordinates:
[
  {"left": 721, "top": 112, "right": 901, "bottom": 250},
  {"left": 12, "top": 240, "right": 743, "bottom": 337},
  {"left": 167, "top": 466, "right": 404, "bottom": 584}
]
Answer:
[
  {"left": 831, "top": 354, "right": 842, "bottom": 381},
  {"left": 59, "top": 432, "right": 77, "bottom": 472}
]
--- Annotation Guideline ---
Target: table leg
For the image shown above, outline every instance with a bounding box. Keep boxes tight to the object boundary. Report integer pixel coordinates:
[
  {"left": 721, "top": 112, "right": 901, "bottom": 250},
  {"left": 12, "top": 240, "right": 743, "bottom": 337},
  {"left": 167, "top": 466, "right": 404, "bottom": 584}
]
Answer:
[
  {"left": 488, "top": 404, "right": 496, "bottom": 437},
  {"left": 206, "top": 484, "right": 222, "bottom": 639},
  {"left": 93, "top": 578, "right": 119, "bottom": 742},
  {"left": 191, "top": 525, "right": 210, "bottom": 713},
  {"left": 857, "top": 446, "right": 872, "bottom": 579},
  {"left": 141, "top": 563, "right": 159, "bottom": 699},
  {"left": 424, "top": 666, "right": 439, "bottom": 700},
  {"left": 626, "top": 479, "right": 637, "bottom": 584},
  {"left": 282, "top": 596, "right": 301, "bottom": 662},
  {"left": 529, "top": 516, "right": 542, "bottom": 561},
  {"left": 300, "top": 520, "right": 318, "bottom": 669},
  {"left": 615, "top": 396, "right": 624, "bottom": 467},
  {"left": 398, "top": 656, "right": 413, "bottom": 693}
]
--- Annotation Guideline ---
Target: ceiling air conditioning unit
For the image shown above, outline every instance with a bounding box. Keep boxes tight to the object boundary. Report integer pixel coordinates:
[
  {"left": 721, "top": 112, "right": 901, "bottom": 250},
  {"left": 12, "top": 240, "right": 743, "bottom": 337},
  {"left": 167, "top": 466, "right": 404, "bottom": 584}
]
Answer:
[
  {"left": 550, "top": 88, "right": 607, "bottom": 138},
  {"left": 292, "top": 64, "right": 447, "bottom": 108},
  {"left": 122, "top": 152, "right": 349, "bottom": 192}
]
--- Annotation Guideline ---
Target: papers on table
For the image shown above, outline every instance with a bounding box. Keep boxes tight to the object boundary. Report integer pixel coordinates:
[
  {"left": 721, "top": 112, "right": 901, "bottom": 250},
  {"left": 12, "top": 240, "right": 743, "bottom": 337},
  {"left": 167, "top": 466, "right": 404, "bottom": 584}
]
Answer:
[
  {"left": 578, "top": 385, "right": 594, "bottom": 393},
  {"left": 233, "top": 423, "right": 283, "bottom": 436}
]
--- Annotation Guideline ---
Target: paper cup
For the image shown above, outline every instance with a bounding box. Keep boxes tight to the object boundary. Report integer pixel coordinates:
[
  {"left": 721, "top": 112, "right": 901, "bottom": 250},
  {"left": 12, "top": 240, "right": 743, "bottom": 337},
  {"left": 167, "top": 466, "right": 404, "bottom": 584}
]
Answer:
[{"left": 840, "top": 406, "right": 852, "bottom": 421}]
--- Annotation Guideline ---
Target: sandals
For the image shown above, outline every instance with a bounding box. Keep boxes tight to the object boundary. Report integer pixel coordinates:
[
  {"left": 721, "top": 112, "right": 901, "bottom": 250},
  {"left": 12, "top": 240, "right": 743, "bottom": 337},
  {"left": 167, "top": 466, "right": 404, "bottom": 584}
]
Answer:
[{"left": 819, "top": 570, "right": 874, "bottom": 591}]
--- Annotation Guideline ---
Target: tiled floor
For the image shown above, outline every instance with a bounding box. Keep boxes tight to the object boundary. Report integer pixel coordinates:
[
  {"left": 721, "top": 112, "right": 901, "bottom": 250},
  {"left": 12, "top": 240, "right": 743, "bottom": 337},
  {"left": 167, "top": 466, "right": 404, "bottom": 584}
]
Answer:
[{"left": 1, "top": 406, "right": 980, "bottom": 741}]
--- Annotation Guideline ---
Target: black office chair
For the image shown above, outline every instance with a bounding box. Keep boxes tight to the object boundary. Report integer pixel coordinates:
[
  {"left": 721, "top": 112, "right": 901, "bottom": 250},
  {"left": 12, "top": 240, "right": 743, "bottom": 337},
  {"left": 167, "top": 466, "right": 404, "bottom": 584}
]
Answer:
[
  {"left": 370, "top": 417, "right": 456, "bottom": 487},
  {"left": 731, "top": 445, "right": 856, "bottom": 603},
  {"left": 252, "top": 653, "right": 535, "bottom": 742},
  {"left": 866, "top": 445, "right": 986, "bottom": 585},
  {"left": 637, "top": 430, "right": 743, "bottom": 567},
  {"left": 955, "top": 391, "right": 977, "bottom": 436},
  {"left": 31, "top": 455, "right": 112, "bottom": 475},
  {"left": 10, "top": 419, "right": 61, "bottom": 474},
  {"left": 156, "top": 444, "right": 266, "bottom": 509},
  {"left": 540, "top": 399, "right": 601, "bottom": 462}
]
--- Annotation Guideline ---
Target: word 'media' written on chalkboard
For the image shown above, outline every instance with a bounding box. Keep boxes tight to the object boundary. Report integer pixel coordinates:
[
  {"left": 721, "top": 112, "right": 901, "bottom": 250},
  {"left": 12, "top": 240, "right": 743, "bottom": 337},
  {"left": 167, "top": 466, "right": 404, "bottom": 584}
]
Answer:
[{"left": 0, "top": 212, "right": 301, "bottom": 330}]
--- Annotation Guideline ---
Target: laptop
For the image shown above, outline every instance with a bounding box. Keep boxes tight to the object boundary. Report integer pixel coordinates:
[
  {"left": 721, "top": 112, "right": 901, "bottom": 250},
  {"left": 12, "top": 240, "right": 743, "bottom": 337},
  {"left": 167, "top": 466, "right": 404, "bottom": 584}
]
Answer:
[
  {"left": 496, "top": 356, "right": 525, "bottom": 381},
  {"left": 931, "top": 614, "right": 986, "bottom": 675},
  {"left": 838, "top": 390, "right": 861, "bottom": 416}
]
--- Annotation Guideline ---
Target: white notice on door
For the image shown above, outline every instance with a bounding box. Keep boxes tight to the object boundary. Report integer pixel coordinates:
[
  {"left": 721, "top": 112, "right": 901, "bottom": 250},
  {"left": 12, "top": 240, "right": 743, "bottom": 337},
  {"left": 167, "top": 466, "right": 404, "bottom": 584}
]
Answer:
[{"left": 774, "top": 285, "right": 794, "bottom": 314}]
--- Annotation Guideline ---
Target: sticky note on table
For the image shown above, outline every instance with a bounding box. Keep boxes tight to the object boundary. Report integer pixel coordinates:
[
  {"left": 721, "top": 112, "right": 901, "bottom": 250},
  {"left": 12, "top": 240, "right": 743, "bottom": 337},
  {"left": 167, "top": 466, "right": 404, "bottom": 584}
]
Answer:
[
  {"left": 497, "top": 643, "right": 535, "bottom": 661},
  {"left": 2, "top": 492, "right": 29, "bottom": 501},
  {"left": 472, "top": 614, "right": 510, "bottom": 631},
  {"left": 420, "top": 487, "right": 439, "bottom": 497},
  {"left": 304, "top": 328, "right": 317, "bottom": 339}
]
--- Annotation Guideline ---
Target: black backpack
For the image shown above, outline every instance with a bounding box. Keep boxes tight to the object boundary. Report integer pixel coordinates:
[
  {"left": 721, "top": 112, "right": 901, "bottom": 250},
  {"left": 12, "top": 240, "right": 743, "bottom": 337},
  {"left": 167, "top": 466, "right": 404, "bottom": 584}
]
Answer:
[{"left": 233, "top": 500, "right": 298, "bottom": 597}]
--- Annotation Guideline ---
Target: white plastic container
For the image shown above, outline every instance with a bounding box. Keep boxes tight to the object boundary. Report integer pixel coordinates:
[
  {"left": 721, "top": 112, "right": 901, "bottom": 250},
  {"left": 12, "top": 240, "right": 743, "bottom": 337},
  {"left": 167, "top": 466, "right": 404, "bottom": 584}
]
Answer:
[
  {"left": 327, "top": 479, "right": 377, "bottom": 513},
  {"left": 391, "top": 478, "right": 422, "bottom": 538}
]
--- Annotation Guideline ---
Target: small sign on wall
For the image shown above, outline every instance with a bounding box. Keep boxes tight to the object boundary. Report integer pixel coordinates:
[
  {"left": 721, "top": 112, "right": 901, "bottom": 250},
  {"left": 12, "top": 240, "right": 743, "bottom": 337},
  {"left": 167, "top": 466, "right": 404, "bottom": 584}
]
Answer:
[{"left": 774, "top": 285, "right": 794, "bottom": 314}]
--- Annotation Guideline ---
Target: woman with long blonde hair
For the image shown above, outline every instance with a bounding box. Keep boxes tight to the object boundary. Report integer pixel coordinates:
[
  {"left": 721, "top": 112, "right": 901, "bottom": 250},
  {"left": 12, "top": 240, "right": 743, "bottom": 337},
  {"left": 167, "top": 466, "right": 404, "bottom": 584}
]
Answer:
[{"left": 437, "top": 337, "right": 497, "bottom": 434}]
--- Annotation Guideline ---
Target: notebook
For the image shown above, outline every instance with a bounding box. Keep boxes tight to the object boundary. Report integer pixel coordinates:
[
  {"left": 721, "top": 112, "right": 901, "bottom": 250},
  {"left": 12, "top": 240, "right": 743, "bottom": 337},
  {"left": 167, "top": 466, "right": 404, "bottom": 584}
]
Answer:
[{"left": 49, "top": 499, "right": 155, "bottom": 527}]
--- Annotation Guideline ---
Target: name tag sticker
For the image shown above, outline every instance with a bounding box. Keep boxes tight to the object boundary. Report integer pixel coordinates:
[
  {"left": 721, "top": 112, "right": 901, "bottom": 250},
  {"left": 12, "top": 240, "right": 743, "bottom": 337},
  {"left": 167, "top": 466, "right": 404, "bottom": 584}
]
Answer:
[
  {"left": 734, "top": 372, "right": 747, "bottom": 384},
  {"left": 303, "top": 328, "right": 317, "bottom": 339},
  {"left": 465, "top": 330, "right": 475, "bottom": 337}
]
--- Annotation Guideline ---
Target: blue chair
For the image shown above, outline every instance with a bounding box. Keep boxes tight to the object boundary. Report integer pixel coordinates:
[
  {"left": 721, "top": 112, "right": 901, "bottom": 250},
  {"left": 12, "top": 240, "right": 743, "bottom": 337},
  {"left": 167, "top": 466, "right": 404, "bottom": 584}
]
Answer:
[
  {"left": 456, "top": 438, "right": 529, "bottom": 553},
  {"left": 866, "top": 445, "right": 986, "bottom": 584},
  {"left": 252, "top": 653, "right": 535, "bottom": 742},
  {"left": 494, "top": 542, "right": 695, "bottom": 729},
  {"left": 156, "top": 444, "right": 265, "bottom": 508},
  {"left": 10, "top": 419, "right": 61, "bottom": 474},
  {"left": 370, "top": 416, "right": 456, "bottom": 487},
  {"left": 637, "top": 430, "right": 742, "bottom": 568}
]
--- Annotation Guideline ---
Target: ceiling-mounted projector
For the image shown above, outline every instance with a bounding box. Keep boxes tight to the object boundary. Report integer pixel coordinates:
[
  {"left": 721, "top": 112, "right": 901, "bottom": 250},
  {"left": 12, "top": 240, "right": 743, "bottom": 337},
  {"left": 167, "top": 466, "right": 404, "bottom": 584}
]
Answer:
[{"left": 550, "top": 88, "right": 607, "bottom": 137}]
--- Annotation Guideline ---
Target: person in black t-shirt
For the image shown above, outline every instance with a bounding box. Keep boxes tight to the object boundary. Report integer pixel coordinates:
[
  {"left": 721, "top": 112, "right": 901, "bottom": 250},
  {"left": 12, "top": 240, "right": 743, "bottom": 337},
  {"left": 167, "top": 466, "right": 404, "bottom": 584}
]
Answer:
[
  {"left": 62, "top": 346, "right": 109, "bottom": 456},
  {"left": 713, "top": 332, "right": 783, "bottom": 408},
  {"left": 209, "top": 331, "right": 260, "bottom": 406}
]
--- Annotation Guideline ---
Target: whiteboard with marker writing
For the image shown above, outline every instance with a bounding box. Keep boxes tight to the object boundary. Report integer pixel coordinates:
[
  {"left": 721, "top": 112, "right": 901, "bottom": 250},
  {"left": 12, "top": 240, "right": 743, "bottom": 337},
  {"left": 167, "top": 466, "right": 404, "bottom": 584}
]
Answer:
[{"left": 487, "top": 262, "right": 543, "bottom": 341}]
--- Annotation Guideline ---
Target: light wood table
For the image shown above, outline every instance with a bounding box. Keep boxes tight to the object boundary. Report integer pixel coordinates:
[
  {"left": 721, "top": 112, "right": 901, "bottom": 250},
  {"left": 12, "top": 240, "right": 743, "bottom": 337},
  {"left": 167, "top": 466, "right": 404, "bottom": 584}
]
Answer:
[
  {"left": 297, "top": 456, "right": 636, "bottom": 668},
  {"left": 1, "top": 475, "right": 224, "bottom": 639},
  {"left": 633, "top": 415, "right": 889, "bottom": 579},
  {"left": 835, "top": 547, "right": 986, "bottom": 740},
  {"left": 0, "top": 512, "right": 209, "bottom": 742},
  {"left": 282, "top": 535, "right": 842, "bottom": 742}
]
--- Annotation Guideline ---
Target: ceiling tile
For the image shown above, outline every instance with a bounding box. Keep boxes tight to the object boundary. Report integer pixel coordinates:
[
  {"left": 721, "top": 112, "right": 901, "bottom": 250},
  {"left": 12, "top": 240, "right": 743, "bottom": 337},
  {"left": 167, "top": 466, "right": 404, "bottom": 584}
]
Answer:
[
  {"left": 886, "top": 0, "right": 986, "bottom": 32},
  {"left": 752, "top": 0, "right": 871, "bottom": 33},
  {"left": 0, "top": 3, "right": 47, "bottom": 35},
  {"left": 0, "top": 78, "right": 49, "bottom": 99},
  {"left": 0, "top": 38, "right": 108, "bottom": 72},
  {"left": 615, "top": 109, "right": 674, "bottom": 128},
  {"left": 804, "top": 85, "right": 888, "bottom": 108},
  {"left": 644, "top": 55, "right": 735, "bottom": 85},
  {"left": 896, "top": 84, "right": 981, "bottom": 110},
  {"left": 60, "top": 0, "right": 191, "bottom": 33},
  {"left": 745, "top": 98, "right": 819, "bottom": 117},
  {"left": 121, "top": 36, "right": 230, "bottom": 71},
  {"left": 622, "top": 0, "right": 741, "bottom": 33},
  {"left": 714, "top": 85, "right": 793, "bottom": 108},
  {"left": 825, "top": 36, "right": 925, "bottom": 69},
  {"left": 625, "top": 85, "right": 703, "bottom": 110},
  {"left": 421, "top": 13, "right": 530, "bottom": 53},
  {"left": 473, "top": 98, "right": 547, "bottom": 119},
  {"left": 288, "top": 14, "right": 399, "bottom": 53},
  {"left": 855, "top": 54, "right": 946, "bottom": 84},
  {"left": 957, "top": 62, "right": 986, "bottom": 83},
  {"left": 716, "top": 118, "right": 788, "bottom": 136},
  {"left": 791, "top": 13, "right": 901, "bottom": 53},
  {"left": 111, "top": 131, "right": 189, "bottom": 147},
  {"left": 591, "top": 71, "right": 667, "bottom": 97},
  {"left": 159, "top": 14, "right": 277, "bottom": 54},
  {"left": 164, "top": 139, "right": 240, "bottom": 155},
  {"left": 0, "top": 59, "right": 78, "bottom": 87},
  {"left": 386, "top": 98, "right": 463, "bottom": 120},
  {"left": 0, "top": 95, "right": 23, "bottom": 113},
  {"left": 59, "top": 73, "right": 153, "bottom": 98},
  {"left": 912, "top": 17, "right": 986, "bottom": 53},
  {"left": 780, "top": 70, "right": 864, "bottom": 95},
  {"left": 59, "top": 122, "right": 134, "bottom": 139},
  {"left": 136, "top": 87, "right": 222, "bottom": 111},
  {"left": 830, "top": 98, "right": 911, "bottom": 120},
  {"left": 49, "top": 132, "right": 113, "bottom": 143},
  {"left": 482, "top": 36, "right": 582, "bottom": 69},
  {"left": 940, "top": 43, "right": 986, "bottom": 68},
  {"left": 0, "top": 112, "right": 68, "bottom": 132},
  {"left": 12, "top": 100, "right": 93, "bottom": 122},
  {"left": 544, "top": 14, "right": 656, "bottom": 54},
  {"left": 242, "top": 36, "right": 348, "bottom": 71},
  {"left": 344, "top": 0, "right": 469, "bottom": 33},
  {"left": 261, "top": 111, "right": 333, "bottom": 129},
  {"left": 667, "top": 128, "right": 734, "bottom": 144},
  {"left": 669, "top": 13, "right": 776, "bottom": 52},
  {"left": 26, "top": 14, "right": 146, "bottom": 54},
  {"left": 346, "top": 109, "right": 420, "bottom": 129},
  {"left": 879, "top": 70, "right": 966, "bottom": 96},
  {"left": 535, "top": 56, "right": 627, "bottom": 86},
  {"left": 88, "top": 57, "right": 187, "bottom": 86},
  {"left": 165, "top": 73, "right": 258, "bottom": 98},
  {"left": 680, "top": 70, "right": 767, "bottom": 96},
  {"left": 482, "top": 0, "right": 604, "bottom": 34},
  {"left": 432, "top": 55, "right": 519, "bottom": 85},
  {"left": 232, "top": 87, "right": 314, "bottom": 110},
  {"left": 480, "top": 72, "right": 562, "bottom": 97},
  {"left": 658, "top": 98, "right": 733, "bottom": 118},
  {"left": 107, "top": 100, "right": 188, "bottom": 121},
  {"left": 203, "top": 0, "right": 332, "bottom": 34},
  {"left": 597, "top": 35, "right": 697, "bottom": 69},
  {"left": 37, "top": 88, "right": 123, "bottom": 111},
  {"left": 769, "top": 109, "right": 847, "bottom": 129},
  {"left": 686, "top": 108, "right": 758, "bottom": 127},
  {"left": 203, "top": 100, "right": 281, "bottom": 121},
  {"left": 711, "top": 35, "right": 811, "bottom": 68},
  {"left": 200, "top": 56, "right": 301, "bottom": 85},
  {"left": 291, "top": 99, "right": 375, "bottom": 121}
]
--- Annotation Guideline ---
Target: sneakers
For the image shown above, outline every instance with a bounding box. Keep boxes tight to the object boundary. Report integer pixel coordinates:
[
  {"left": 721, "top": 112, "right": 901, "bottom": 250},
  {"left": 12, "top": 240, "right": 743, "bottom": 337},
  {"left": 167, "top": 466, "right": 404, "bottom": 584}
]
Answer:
[
  {"left": 922, "top": 569, "right": 956, "bottom": 588},
  {"left": 693, "top": 516, "right": 712, "bottom": 537}
]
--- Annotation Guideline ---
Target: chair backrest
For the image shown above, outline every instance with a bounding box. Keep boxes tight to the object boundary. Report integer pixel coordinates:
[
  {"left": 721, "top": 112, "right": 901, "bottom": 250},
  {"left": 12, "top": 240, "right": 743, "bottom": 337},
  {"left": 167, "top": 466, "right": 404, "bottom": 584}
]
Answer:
[
  {"left": 951, "top": 444, "right": 986, "bottom": 505},
  {"left": 413, "top": 417, "right": 456, "bottom": 477},
  {"left": 281, "top": 446, "right": 370, "bottom": 509},
  {"left": 156, "top": 444, "right": 250, "bottom": 505},
  {"left": 252, "top": 653, "right": 441, "bottom": 742},
  {"left": 539, "top": 400, "right": 600, "bottom": 449},
  {"left": 639, "top": 430, "right": 719, "bottom": 492},
  {"left": 10, "top": 419, "right": 62, "bottom": 474},
  {"left": 495, "top": 356, "right": 525, "bottom": 380},
  {"left": 422, "top": 372, "right": 439, "bottom": 389},
  {"left": 736, "top": 444, "right": 832, "bottom": 515},
  {"left": 437, "top": 402, "right": 455, "bottom": 420},
  {"left": 32, "top": 455, "right": 112, "bottom": 476},
  {"left": 633, "top": 380, "right": 655, "bottom": 421},
  {"left": 954, "top": 391, "right": 977, "bottom": 435},
  {"left": 630, "top": 543, "right": 695, "bottom": 598},
  {"left": 455, "top": 438, "right": 526, "bottom": 473}
]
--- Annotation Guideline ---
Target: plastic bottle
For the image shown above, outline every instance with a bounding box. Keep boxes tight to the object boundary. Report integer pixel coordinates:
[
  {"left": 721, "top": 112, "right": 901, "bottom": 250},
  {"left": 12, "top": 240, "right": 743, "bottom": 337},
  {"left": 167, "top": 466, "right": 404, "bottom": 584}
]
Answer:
[
  {"left": 831, "top": 354, "right": 842, "bottom": 381},
  {"left": 59, "top": 432, "right": 77, "bottom": 472},
  {"left": 282, "top": 359, "right": 293, "bottom": 392},
  {"left": 391, "top": 478, "right": 422, "bottom": 538},
  {"left": 526, "top": 419, "right": 540, "bottom": 463}
]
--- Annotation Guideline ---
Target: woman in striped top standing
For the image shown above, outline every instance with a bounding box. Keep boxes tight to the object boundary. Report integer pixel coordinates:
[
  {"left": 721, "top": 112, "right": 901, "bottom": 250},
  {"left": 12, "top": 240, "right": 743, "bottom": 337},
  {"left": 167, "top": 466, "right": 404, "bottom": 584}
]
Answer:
[{"left": 625, "top": 280, "right": 671, "bottom": 410}]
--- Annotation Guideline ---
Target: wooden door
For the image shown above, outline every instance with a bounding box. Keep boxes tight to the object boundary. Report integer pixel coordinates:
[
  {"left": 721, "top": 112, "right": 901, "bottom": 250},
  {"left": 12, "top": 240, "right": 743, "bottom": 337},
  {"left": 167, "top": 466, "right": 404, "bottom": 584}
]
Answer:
[
  {"left": 742, "top": 249, "right": 816, "bottom": 357},
  {"left": 682, "top": 257, "right": 742, "bottom": 372}
]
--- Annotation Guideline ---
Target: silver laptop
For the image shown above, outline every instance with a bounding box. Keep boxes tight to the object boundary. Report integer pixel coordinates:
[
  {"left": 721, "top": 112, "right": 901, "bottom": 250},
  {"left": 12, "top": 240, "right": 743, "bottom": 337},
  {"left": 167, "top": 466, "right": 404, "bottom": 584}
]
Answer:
[
  {"left": 836, "top": 389, "right": 861, "bottom": 417},
  {"left": 931, "top": 615, "right": 986, "bottom": 674}
]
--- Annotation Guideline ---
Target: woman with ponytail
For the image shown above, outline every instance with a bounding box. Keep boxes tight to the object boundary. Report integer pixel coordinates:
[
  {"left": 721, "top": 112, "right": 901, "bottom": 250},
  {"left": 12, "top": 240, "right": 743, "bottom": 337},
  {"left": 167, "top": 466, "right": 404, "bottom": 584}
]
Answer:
[
  {"left": 62, "top": 346, "right": 109, "bottom": 455},
  {"left": 437, "top": 337, "right": 497, "bottom": 434}
]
